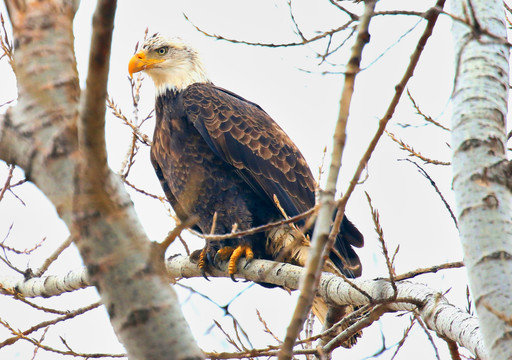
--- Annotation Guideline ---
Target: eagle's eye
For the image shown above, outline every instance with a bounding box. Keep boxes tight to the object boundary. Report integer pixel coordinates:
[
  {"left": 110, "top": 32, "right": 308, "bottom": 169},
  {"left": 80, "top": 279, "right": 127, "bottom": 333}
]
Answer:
[{"left": 156, "top": 47, "right": 168, "bottom": 55}]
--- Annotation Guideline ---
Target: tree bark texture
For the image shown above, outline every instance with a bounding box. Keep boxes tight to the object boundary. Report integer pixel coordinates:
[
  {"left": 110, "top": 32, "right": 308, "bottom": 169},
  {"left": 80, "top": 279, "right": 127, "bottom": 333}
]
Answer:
[
  {"left": 0, "top": 1, "right": 204, "bottom": 359},
  {"left": 450, "top": 1, "right": 512, "bottom": 358},
  {"left": 0, "top": 256, "right": 488, "bottom": 359}
]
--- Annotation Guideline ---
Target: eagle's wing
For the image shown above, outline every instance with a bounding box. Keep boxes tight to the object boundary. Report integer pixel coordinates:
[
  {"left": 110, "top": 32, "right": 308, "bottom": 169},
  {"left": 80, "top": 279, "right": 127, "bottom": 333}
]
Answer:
[
  {"left": 182, "top": 83, "right": 316, "bottom": 218},
  {"left": 182, "top": 83, "right": 363, "bottom": 278}
]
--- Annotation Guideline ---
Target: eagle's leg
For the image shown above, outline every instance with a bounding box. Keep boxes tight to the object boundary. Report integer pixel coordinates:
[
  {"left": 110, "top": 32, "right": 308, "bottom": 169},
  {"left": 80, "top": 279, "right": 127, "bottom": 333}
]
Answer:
[
  {"left": 229, "top": 244, "right": 254, "bottom": 279},
  {"left": 214, "top": 244, "right": 254, "bottom": 281},
  {"left": 190, "top": 247, "right": 212, "bottom": 280},
  {"left": 197, "top": 247, "right": 210, "bottom": 280}
]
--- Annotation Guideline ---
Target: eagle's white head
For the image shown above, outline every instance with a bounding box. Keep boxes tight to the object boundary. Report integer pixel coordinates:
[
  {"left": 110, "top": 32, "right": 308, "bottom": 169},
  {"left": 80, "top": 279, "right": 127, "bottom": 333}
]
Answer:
[{"left": 128, "top": 33, "right": 209, "bottom": 94}]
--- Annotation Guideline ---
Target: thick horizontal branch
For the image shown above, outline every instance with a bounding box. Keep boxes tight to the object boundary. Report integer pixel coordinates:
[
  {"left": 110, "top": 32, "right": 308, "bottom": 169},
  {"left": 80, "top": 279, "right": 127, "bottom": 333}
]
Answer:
[
  {"left": 0, "top": 268, "right": 89, "bottom": 298},
  {"left": 0, "top": 255, "right": 486, "bottom": 359},
  {"left": 167, "top": 256, "right": 485, "bottom": 359}
]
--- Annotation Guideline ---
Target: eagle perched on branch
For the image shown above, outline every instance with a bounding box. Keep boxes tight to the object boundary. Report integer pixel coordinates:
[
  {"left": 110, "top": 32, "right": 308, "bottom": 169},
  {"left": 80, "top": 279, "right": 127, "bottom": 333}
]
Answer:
[{"left": 128, "top": 34, "right": 364, "bottom": 345}]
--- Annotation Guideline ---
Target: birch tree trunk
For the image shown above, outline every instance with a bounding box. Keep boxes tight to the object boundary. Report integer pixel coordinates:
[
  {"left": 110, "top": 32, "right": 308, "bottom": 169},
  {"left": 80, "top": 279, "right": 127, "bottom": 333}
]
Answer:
[
  {"left": 0, "top": 1, "right": 203, "bottom": 359},
  {"left": 451, "top": 1, "right": 512, "bottom": 358}
]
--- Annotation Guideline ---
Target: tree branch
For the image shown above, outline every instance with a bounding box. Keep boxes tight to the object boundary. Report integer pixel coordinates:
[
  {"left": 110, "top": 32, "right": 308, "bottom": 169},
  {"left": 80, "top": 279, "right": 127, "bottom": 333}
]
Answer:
[
  {"left": 0, "top": 256, "right": 485, "bottom": 358},
  {"left": 278, "top": 1, "right": 377, "bottom": 359},
  {"left": 77, "top": 0, "right": 116, "bottom": 204},
  {"left": 170, "top": 256, "right": 486, "bottom": 359},
  {"left": 336, "top": 0, "right": 447, "bottom": 221},
  {"left": 183, "top": 13, "right": 355, "bottom": 49},
  {"left": 1, "top": 1, "right": 204, "bottom": 359}
]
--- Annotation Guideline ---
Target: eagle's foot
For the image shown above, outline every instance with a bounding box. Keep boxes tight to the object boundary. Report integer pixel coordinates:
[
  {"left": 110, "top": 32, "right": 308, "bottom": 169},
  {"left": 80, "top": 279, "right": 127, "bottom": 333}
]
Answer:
[
  {"left": 214, "top": 245, "right": 254, "bottom": 281},
  {"left": 191, "top": 248, "right": 210, "bottom": 281}
]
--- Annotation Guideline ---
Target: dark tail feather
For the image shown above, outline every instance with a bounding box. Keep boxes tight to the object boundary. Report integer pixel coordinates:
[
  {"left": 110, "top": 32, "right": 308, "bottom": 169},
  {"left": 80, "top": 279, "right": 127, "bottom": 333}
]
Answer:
[
  {"left": 325, "top": 214, "right": 364, "bottom": 278},
  {"left": 329, "top": 237, "right": 362, "bottom": 278},
  {"left": 340, "top": 216, "right": 364, "bottom": 248}
]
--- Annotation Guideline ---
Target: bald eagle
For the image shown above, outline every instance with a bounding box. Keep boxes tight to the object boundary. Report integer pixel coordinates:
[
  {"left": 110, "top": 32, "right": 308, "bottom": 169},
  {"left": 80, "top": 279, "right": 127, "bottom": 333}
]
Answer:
[{"left": 128, "top": 34, "right": 364, "bottom": 345}]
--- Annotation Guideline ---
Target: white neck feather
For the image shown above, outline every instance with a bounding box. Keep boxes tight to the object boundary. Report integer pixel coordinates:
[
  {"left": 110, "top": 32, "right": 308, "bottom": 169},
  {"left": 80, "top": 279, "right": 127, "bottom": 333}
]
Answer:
[{"left": 146, "top": 59, "right": 210, "bottom": 95}]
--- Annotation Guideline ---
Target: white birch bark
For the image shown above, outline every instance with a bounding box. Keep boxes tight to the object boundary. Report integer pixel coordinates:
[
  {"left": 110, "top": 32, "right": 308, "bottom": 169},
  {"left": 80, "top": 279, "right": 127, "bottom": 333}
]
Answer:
[
  {"left": 169, "top": 256, "right": 486, "bottom": 358},
  {"left": 0, "top": 1, "right": 204, "bottom": 359},
  {"left": 450, "top": 1, "right": 512, "bottom": 358},
  {"left": 0, "top": 256, "right": 487, "bottom": 358}
]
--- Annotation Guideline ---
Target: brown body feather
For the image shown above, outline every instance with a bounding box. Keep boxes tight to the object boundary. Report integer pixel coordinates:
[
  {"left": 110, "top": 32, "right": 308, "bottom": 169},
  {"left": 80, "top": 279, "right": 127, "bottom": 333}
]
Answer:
[{"left": 151, "top": 82, "right": 363, "bottom": 345}]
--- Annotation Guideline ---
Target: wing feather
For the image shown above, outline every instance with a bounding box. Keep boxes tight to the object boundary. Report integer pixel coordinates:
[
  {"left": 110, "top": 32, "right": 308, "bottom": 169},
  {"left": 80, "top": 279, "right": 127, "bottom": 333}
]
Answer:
[
  {"left": 181, "top": 82, "right": 363, "bottom": 277},
  {"left": 182, "top": 83, "right": 316, "bottom": 218}
]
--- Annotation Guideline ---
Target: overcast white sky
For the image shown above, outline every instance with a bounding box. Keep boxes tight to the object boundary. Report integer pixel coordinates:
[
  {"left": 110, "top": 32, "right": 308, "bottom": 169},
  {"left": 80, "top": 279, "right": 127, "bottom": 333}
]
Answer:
[{"left": 0, "top": 1, "right": 473, "bottom": 359}]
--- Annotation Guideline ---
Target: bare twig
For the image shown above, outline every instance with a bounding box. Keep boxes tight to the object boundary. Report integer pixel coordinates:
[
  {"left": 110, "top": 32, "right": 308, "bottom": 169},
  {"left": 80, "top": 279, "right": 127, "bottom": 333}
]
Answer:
[
  {"left": 286, "top": 0, "right": 306, "bottom": 42},
  {"left": 0, "top": 99, "right": 14, "bottom": 108},
  {"left": 232, "top": 318, "right": 250, "bottom": 352},
  {"left": 443, "top": 336, "right": 462, "bottom": 360},
  {"left": 362, "top": 20, "right": 423, "bottom": 72},
  {"left": 177, "top": 282, "right": 253, "bottom": 347},
  {"left": 3, "top": 290, "right": 69, "bottom": 315},
  {"left": 33, "top": 236, "right": 74, "bottom": 277},
  {"left": 319, "top": 304, "right": 371, "bottom": 345},
  {"left": 0, "top": 250, "right": 25, "bottom": 276},
  {"left": 365, "top": 192, "right": 397, "bottom": 297},
  {"left": 278, "top": 2, "right": 377, "bottom": 359},
  {"left": 123, "top": 177, "right": 166, "bottom": 202},
  {"left": 328, "top": 0, "right": 359, "bottom": 20},
  {"left": 0, "top": 301, "right": 102, "bottom": 349},
  {"left": 30, "top": 326, "right": 49, "bottom": 360},
  {"left": 10, "top": 333, "right": 125, "bottom": 358},
  {"left": 335, "top": 0, "right": 447, "bottom": 232},
  {"left": 0, "top": 163, "right": 14, "bottom": 202},
  {"left": 465, "top": 285, "right": 473, "bottom": 315},
  {"left": 178, "top": 234, "right": 191, "bottom": 256},
  {"left": 323, "top": 304, "right": 389, "bottom": 353},
  {"left": 184, "top": 13, "right": 356, "bottom": 49},
  {"left": 205, "top": 346, "right": 317, "bottom": 359},
  {"left": 438, "top": 7, "right": 511, "bottom": 46},
  {"left": 416, "top": 315, "right": 441, "bottom": 359},
  {"left": 387, "top": 131, "right": 451, "bottom": 165},
  {"left": 0, "top": 13, "right": 13, "bottom": 65},
  {"left": 214, "top": 320, "right": 243, "bottom": 352},
  {"left": 195, "top": 206, "right": 318, "bottom": 242},
  {"left": 407, "top": 89, "right": 450, "bottom": 131},
  {"left": 390, "top": 316, "right": 416, "bottom": 360},
  {"left": 160, "top": 217, "right": 198, "bottom": 253},
  {"left": 0, "top": 236, "right": 45, "bottom": 255},
  {"left": 256, "top": 309, "right": 282, "bottom": 344},
  {"left": 394, "top": 261, "right": 464, "bottom": 281},
  {"left": 399, "top": 159, "right": 458, "bottom": 228},
  {"left": 0, "top": 167, "right": 26, "bottom": 203}
]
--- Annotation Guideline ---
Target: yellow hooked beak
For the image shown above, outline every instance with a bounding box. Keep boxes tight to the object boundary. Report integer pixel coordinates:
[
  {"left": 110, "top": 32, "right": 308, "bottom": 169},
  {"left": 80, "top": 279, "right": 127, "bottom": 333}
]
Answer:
[{"left": 128, "top": 51, "right": 165, "bottom": 78}]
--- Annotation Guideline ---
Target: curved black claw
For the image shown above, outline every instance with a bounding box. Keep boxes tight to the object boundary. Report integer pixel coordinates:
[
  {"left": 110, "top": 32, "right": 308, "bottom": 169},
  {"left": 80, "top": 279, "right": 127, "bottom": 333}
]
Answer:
[
  {"left": 200, "top": 266, "right": 210, "bottom": 281},
  {"left": 230, "top": 273, "right": 238, "bottom": 282},
  {"left": 197, "top": 248, "right": 211, "bottom": 281},
  {"left": 243, "top": 256, "right": 253, "bottom": 269},
  {"left": 213, "top": 251, "right": 226, "bottom": 270}
]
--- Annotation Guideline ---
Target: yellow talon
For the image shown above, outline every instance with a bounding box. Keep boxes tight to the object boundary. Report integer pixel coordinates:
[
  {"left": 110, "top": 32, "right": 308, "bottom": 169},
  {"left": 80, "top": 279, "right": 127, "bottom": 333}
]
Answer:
[
  {"left": 214, "top": 246, "right": 235, "bottom": 262},
  {"left": 198, "top": 248, "right": 209, "bottom": 280},
  {"left": 228, "top": 245, "right": 254, "bottom": 281}
]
